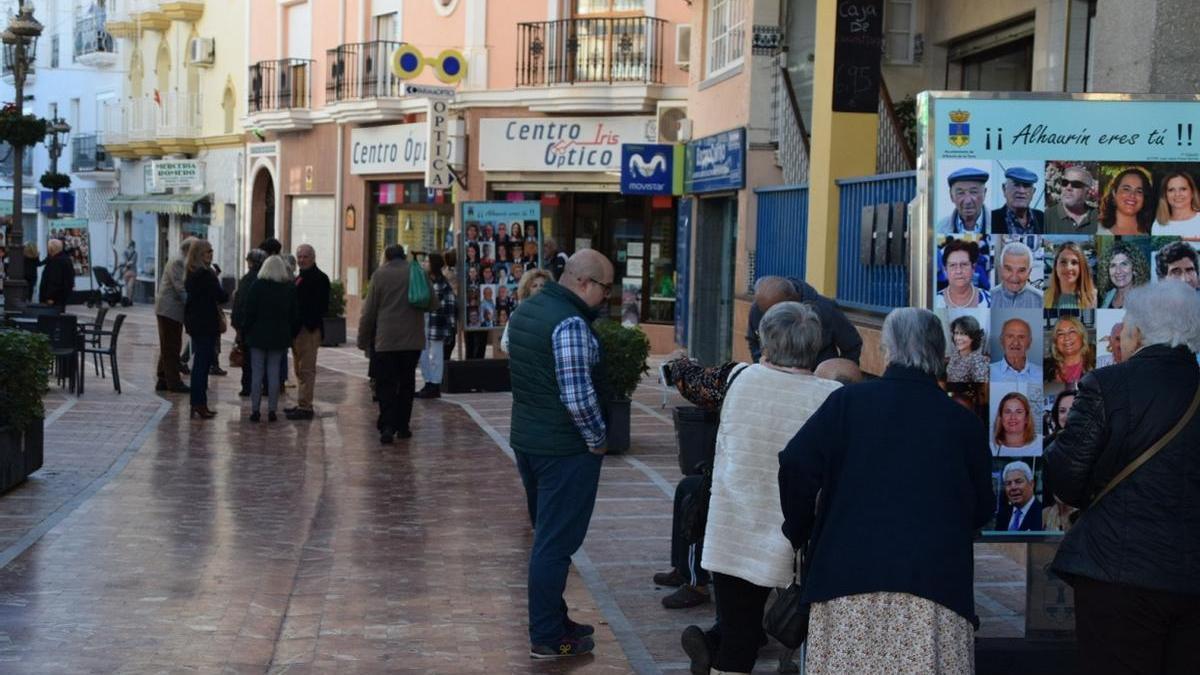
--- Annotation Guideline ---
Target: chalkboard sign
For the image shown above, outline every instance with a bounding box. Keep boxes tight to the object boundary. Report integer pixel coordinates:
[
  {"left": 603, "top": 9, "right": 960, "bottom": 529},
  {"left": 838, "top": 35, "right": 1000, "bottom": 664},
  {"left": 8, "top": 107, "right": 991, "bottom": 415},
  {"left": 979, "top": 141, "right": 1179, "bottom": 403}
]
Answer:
[{"left": 832, "top": 0, "right": 884, "bottom": 113}]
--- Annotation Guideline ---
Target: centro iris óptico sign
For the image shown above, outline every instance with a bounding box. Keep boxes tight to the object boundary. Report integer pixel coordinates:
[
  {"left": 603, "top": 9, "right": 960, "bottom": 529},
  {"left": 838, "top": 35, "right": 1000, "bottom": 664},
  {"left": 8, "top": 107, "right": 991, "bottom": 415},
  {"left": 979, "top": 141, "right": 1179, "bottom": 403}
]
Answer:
[
  {"left": 478, "top": 117, "right": 657, "bottom": 172},
  {"left": 349, "top": 121, "right": 464, "bottom": 176}
]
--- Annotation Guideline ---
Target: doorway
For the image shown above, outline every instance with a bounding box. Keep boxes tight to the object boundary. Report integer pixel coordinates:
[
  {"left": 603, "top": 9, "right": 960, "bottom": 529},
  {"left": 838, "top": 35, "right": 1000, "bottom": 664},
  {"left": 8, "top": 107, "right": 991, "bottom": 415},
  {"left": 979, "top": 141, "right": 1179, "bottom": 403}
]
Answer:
[
  {"left": 691, "top": 195, "right": 737, "bottom": 365},
  {"left": 250, "top": 168, "right": 275, "bottom": 245}
]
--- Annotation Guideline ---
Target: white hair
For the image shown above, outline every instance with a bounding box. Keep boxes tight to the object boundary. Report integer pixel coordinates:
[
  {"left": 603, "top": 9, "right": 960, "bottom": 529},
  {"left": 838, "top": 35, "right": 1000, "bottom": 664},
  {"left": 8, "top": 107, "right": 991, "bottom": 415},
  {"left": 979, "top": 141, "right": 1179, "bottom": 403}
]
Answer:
[
  {"left": 1123, "top": 281, "right": 1200, "bottom": 352},
  {"left": 1000, "top": 241, "right": 1033, "bottom": 268},
  {"left": 881, "top": 307, "right": 946, "bottom": 378},
  {"left": 258, "top": 255, "right": 292, "bottom": 283},
  {"left": 1003, "top": 460, "right": 1033, "bottom": 483},
  {"left": 759, "top": 301, "right": 823, "bottom": 369}
]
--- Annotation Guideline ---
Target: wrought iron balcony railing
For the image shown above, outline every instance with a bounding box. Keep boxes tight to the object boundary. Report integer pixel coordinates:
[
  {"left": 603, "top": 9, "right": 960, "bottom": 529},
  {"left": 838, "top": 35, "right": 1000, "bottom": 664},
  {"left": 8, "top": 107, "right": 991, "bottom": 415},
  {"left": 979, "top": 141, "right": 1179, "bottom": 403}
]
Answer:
[
  {"left": 249, "top": 59, "right": 314, "bottom": 113},
  {"left": 71, "top": 134, "right": 114, "bottom": 172},
  {"left": 74, "top": 12, "right": 116, "bottom": 59},
  {"left": 517, "top": 17, "right": 665, "bottom": 86},
  {"left": 326, "top": 41, "right": 405, "bottom": 102}
]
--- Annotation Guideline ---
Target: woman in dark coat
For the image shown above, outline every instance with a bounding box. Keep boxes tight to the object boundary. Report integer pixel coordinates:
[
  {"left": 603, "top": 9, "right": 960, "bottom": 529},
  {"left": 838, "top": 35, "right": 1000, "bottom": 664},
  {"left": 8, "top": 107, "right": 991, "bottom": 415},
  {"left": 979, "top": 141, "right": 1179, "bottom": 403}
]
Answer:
[
  {"left": 241, "top": 255, "right": 298, "bottom": 422},
  {"left": 1046, "top": 281, "right": 1200, "bottom": 675},
  {"left": 183, "top": 239, "right": 228, "bottom": 419},
  {"left": 779, "top": 307, "right": 993, "bottom": 674}
]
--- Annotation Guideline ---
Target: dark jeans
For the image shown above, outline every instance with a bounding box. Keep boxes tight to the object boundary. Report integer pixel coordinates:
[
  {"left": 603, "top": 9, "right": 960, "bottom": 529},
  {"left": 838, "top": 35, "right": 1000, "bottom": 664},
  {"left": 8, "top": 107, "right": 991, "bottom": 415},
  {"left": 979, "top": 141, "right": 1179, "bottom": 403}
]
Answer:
[
  {"left": 373, "top": 350, "right": 421, "bottom": 433},
  {"left": 240, "top": 343, "right": 288, "bottom": 393},
  {"left": 190, "top": 333, "right": 217, "bottom": 407},
  {"left": 1073, "top": 577, "right": 1200, "bottom": 675},
  {"left": 671, "top": 475, "right": 710, "bottom": 586},
  {"left": 711, "top": 572, "right": 772, "bottom": 672},
  {"left": 515, "top": 450, "right": 603, "bottom": 645}
]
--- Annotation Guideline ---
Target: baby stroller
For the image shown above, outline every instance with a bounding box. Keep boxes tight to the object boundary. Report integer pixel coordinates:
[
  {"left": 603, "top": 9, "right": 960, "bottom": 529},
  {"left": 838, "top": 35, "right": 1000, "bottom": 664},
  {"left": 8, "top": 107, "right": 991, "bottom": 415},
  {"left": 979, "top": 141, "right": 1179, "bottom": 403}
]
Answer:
[{"left": 87, "top": 266, "right": 132, "bottom": 308}]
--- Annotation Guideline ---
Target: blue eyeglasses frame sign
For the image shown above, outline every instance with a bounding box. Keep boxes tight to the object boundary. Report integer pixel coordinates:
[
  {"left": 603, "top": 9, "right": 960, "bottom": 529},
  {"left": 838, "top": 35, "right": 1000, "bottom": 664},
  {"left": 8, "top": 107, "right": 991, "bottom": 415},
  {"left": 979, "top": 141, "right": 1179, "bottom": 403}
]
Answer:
[{"left": 391, "top": 44, "right": 468, "bottom": 84}]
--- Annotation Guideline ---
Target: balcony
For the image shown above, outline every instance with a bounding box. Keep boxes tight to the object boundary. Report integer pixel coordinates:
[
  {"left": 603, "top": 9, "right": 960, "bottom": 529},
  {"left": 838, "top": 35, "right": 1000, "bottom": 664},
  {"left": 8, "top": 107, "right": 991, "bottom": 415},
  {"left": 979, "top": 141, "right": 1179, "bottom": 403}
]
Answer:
[
  {"left": 102, "top": 92, "right": 202, "bottom": 158},
  {"left": 247, "top": 59, "right": 316, "bottom": 132},
  {"left": 74, "top": 12, "right": 118, "bottom": 67},
  {"left": 159, "top": 1, "right": 205, "bottom": 22},
  {"left": 515, "top": 17, "right": 667, "bottom": 112},
  {"left": 105, "top": 0, "right": 168, "bottom": 37},
  {"left": 325, "top": 41, "right": 425, "bottom": 123},
  {"left": 157, "top": 92, "right": 203, "bottom": 154},
  {"left": 71, "top": 134, "right": 116, "bottom": 180}
]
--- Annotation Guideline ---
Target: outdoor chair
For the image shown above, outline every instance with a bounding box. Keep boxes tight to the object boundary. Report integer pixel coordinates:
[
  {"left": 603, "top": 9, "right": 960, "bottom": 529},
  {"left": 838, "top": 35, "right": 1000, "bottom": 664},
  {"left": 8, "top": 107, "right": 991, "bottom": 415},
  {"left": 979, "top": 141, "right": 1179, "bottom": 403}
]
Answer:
[
  {"left": 82, "top": 313, "right": 126, "bottom": 394},
  {"left": 35, "top": 314, "right": 80, "bottom": 393},
  {"left": 81, "top": 306, "right": 109, "bottom": 375}
]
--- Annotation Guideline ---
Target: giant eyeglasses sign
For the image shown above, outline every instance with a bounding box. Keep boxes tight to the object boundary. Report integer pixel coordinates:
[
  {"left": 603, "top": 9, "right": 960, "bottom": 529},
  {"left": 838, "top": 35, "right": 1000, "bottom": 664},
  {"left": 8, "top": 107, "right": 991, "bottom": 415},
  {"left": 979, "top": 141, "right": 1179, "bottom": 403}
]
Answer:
[
  {"left": 391, "top": 45, "right": 467, "bottom": 84},
  {"left": 914, "top": 92, "right": 1200, "bottom": 536}
]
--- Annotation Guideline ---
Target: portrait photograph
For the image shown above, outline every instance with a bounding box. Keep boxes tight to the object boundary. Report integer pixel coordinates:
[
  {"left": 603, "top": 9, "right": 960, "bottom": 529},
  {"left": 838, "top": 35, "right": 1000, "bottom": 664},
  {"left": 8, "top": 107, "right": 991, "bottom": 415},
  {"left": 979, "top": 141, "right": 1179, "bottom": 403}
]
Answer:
[
  {"left": 935, "top": 159, "right": 1001, "bottom": 235},
  {"left": 1095, "top": 237, "right": 1151, "bottom": 309},
  {"left": 992, "top": 160, "right": 1047, "bottom": 235},
  {"left": 1043, "top": 237, "right": 1097, "bottom": 309},
  {"left": 934, "top": 235, "right": 993, "bottom": 309},
  {"left": 991, "top": 234, "right": 1045, "bottom": 307},
  {"left": 1096, "top": 164, "right": 1156, "bottom": 236},
  {"left": 988, "top": 385, "right": 1044, "bottom": 458},
  {"left": 1148, "top": 163, "right": 1200, "bottom": 239},
  {"left": 939, "top": 308, "right": 990, "bottom": 384},
  {"left": 1095, "top": 308, "right": 1126, "bottom": 369},
  {"left": 1044, "top": 161, "right": 1101, "bottom": 235}
]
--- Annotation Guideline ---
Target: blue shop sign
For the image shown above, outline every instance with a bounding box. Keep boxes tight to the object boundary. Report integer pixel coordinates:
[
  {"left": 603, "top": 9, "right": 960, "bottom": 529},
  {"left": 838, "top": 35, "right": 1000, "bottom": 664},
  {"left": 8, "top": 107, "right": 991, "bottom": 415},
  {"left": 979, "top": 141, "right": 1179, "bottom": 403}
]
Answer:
[
  {"left": 685, "top": 128, "right": 746, "bottom": 194},
  {"left": 38, "top": 190, "right": 75, "bottom": 215},
  {"left": 620, "top": 143, "right": 675, "bottom": 195}
]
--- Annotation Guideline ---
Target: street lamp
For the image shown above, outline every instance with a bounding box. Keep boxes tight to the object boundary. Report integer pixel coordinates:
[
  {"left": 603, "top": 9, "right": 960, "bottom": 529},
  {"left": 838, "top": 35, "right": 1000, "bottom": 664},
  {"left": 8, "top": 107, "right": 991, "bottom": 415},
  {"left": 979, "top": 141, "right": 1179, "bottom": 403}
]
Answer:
[
  {"left": 1, "top": 2, "right": 41, "bottom": 312},
  {"left": 44, "top": 115, "right": 69, "bottom": 219}
]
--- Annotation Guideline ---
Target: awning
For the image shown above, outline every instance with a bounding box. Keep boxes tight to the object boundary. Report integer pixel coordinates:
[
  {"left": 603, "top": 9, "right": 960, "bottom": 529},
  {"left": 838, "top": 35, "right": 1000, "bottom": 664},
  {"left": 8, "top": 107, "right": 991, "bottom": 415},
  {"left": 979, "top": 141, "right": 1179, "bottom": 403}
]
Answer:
[{"left": 108, "top": 193, "right": 211, "bottom": 215}]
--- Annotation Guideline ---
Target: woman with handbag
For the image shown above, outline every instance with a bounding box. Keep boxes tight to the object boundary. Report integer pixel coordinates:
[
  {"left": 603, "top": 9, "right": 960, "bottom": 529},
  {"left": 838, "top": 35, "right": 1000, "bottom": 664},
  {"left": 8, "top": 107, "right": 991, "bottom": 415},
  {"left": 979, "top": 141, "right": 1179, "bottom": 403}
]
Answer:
[
  {"left": 667, "top": 302, "right": 844, "bottom": 675},
  {"left": 1046, "top": 281, "right": 1200, "bottom": 675},
  {"left": 779, "top": 308, "right": 993, "bottom": 674},
  {"left": 183, "top": 239, "right": 229, "bottom": 419},
  {"left": 241, "top": 255, "right": 299, "bottom": 422}
]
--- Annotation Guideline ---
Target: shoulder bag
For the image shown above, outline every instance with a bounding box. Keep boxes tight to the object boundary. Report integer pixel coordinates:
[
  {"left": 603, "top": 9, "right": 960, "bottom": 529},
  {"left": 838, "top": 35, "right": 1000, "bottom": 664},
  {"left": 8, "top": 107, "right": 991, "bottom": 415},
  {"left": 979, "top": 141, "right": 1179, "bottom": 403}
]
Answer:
[
  {"left": 407, "top": 255, "right": 436, "bottom": 310},
  {"left": 1091, "top": 382, "right": 1200, "bottom": 506},
  {"left": 764, "top": 548, "right": 809, "bottom": 649}
]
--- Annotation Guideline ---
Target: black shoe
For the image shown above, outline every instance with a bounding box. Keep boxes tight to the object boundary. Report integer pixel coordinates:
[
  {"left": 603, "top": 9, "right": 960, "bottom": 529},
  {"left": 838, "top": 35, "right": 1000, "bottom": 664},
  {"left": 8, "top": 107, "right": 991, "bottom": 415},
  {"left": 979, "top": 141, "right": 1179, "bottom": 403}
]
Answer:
[
  {"left": 249, "top": 411, "right": 261, "bottom": 423},
  {"left": 529, "top": 635, "right": 594, "bottom": 659},
  {"left": 681, "top": 625, "right": 713, "bottom": 675},
  {"left": 268, "top": 411, "right": 278, "bottom": 422},
  {"left": 210, "top": 366, "right": 228, "bottom": 376},
  {"left": 156, "top": 380, "right": 168, "bottom": 391},
  {"left": 653, "top": 569, "right": 686, "bottom": 588},
  {"left": 564, "top": 617, "right": 594, "bottom": 639},
  {"left": 662, "top": 584, "right": 710, "bottom": 609},
  {"left": 415, "top": 383, "right": 441, "bottom": 399},
  {"left": 168, "top": 384, "right": 191, "bottom": 393},
  {"left": 380, "top": 428, "right": 395, "bottom": 444},
  {"left": 284, "top": 406, "right": 300, "bottom": 414},
  {"left": 396, "top": 428, "right": 413, "bottom": 439},
  {"left": 238, "top": 389, "right": 250, "bottom": 397},
  {"left": 285, "top": 408, "right": 314, "bottom": 420},
  {"left": 179, "top": 364, "right": 191, "bottom": 375}
]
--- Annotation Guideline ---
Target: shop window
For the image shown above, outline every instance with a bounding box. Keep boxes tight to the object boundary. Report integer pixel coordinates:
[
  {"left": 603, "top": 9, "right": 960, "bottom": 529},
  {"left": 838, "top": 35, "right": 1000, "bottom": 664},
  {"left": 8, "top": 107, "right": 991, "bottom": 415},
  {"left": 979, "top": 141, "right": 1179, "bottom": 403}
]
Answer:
[
  {"left": 706, "top": 0, "right": 746, "bottom": 78},
  {"left": 884, "top": 0, "right": 916, "bottom": 65},
  {"left": 368, "top": 181, "right": 452, "bottom": 278}
]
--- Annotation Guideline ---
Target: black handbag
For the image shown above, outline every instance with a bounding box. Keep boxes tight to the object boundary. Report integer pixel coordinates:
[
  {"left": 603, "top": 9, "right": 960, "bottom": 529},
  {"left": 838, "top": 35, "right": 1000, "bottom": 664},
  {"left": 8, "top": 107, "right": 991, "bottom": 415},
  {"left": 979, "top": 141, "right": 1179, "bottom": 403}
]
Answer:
[
  {"left": 679, "top": 466, "right": 712, "bottom": 543},
  {"left": 764, "top": 549, "right": 810, "bottom": 649}
]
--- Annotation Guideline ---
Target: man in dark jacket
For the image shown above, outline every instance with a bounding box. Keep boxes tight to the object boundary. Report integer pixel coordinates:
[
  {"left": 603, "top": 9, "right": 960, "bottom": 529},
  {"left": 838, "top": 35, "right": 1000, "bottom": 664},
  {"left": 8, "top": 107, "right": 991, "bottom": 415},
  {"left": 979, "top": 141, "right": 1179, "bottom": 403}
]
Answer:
[
  {"left": 1046, "top": 281, "right": 1200, "bottom": 675},
  {"left": 994, "top": 461, "right": 1043, "bottom": 531},
  {"left": 508, "top": 249, "right": 614, "bottom": 659},
  {"left": 287, "top": 244, "right": 330, "bottom": 420},
  {"left": 747, "top": 276, "right": 862, "bottom": 364},
  {"left": 38, "top": 239, "right": 75, "bottom": 309},
  {"left": 357, "top": 245, "right": 424, "bottom": 443},
  {"left": 232, "top": 249, "right": 267, "bottom": 396}
]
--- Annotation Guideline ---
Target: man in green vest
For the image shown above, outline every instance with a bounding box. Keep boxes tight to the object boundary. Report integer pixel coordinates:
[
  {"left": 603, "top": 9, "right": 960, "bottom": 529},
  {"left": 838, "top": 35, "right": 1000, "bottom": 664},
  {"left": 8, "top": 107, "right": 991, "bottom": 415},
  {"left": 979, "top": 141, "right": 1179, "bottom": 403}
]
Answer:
[{"left": 507, "top": 249, "right": 614, "bottom": 659}]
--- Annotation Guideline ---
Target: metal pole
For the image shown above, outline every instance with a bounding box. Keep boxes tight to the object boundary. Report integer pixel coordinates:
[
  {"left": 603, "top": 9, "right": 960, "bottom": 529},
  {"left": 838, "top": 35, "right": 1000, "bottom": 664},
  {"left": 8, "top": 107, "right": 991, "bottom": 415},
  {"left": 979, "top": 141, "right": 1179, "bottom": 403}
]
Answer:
[
  {"left": 4, "top": 40, "right": 28, "bottom": 311},
  {"left": 47, "top": 121, "right": 58, "bottom": 220}
]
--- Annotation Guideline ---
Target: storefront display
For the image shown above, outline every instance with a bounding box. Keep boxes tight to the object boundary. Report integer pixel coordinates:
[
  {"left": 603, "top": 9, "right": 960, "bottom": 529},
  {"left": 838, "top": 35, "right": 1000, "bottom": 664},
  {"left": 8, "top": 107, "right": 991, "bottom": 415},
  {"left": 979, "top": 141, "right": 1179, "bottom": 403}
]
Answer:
[
  {"left": 920, "top": 93, "right": 1200, "bottom": 533},
  {"left": 368, "top": 181, "right": 453, "bottom": 277},
  {"left": 460, "top": 201, "right": 541, "bottom": 331}
]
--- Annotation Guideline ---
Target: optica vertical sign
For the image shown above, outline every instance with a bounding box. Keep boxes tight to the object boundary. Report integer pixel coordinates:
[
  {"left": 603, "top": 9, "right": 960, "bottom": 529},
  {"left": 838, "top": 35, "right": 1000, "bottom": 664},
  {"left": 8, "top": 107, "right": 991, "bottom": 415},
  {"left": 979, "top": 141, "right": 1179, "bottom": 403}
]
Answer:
[{"left": 426, "top": 98, "right": 454, "bottom": 189}]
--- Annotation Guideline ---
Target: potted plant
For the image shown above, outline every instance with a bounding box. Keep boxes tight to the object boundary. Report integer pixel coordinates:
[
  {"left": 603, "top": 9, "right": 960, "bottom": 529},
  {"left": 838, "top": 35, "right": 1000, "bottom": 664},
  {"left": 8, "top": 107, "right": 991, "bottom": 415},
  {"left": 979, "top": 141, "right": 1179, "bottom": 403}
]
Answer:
[
  {"left": 0, "top": 330, "right": 52, "bottom": 493},
  {"left": 0, "top": 104, "right": 47, "bottom": 149},
  {"left": 593, "top": 319, "right": 650, "bottom": 454},
  {"left": 322, "top": 279, "right": 347, "bottom": 347}
]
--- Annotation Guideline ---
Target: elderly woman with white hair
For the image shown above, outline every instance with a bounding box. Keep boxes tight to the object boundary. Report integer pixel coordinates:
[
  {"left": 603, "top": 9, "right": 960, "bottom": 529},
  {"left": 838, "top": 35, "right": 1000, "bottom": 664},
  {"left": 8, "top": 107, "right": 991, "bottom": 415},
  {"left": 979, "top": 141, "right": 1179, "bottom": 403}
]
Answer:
[
  {"left": 780, "top": 307, "right": 993, "bottom": 674},
  {"left": 1046, "top": 281, "right": 1200, "bottom": 674},
  {"left": 663, "top": 302, "right": 847, "bottom": 674}
]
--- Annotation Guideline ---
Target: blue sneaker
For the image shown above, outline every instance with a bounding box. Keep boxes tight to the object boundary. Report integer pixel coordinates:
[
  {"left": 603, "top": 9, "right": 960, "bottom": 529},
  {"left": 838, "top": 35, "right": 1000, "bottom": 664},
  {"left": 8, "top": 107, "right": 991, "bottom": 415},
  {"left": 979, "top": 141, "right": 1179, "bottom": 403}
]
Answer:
[
  {"left": 565, "top": 617, "right": 595, "bottom": 639},
  {"left": 529, "top": 635, "right": 595, "bottom": 659}
]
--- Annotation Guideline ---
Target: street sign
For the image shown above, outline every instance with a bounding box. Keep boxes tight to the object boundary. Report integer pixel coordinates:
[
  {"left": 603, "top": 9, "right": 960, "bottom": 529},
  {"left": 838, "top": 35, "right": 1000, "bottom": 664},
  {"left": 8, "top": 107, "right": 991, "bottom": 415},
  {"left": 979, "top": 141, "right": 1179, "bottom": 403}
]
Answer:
[
  {"left": 404, "top": 83, "right": 456, "bottom": 99},
  {"left": 684, "top": 128, "right": 746, "bottom": 193}
]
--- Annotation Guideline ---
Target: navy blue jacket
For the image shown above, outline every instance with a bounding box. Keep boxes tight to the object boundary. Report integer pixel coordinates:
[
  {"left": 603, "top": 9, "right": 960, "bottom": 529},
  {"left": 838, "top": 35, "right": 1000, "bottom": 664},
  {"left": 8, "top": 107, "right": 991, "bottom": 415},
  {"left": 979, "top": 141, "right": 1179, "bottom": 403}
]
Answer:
[
  {"left": 995, "top": 498, "right": 1044, "bottom": 532},
  {"left": 779, "top": 365, "right": 994, "bottom": 624},
  {"left": 747, "top": 277, "right": 863, "bottom": 365}
]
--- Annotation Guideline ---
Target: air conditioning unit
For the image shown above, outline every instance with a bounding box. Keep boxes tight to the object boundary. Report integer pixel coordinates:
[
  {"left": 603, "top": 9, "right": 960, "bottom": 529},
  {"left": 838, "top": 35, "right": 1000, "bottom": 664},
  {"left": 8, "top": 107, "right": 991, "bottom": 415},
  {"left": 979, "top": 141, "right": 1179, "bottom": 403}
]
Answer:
[
  {"left": 675, "top": 24, "right": 691, "bottom": 70},
  {"left": 656, "top": 101, "right": 688, "bottom": 143},
  {"left": 188, "top": 38, "right": 215, "bottom": 66}
]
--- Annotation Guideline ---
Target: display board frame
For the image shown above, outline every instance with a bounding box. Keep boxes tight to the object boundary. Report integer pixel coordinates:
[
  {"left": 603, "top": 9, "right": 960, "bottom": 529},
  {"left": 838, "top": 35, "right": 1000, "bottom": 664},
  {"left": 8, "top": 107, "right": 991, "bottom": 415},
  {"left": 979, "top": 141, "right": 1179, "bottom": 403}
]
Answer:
[{"left": 457, "top": 201, "right": 543, "bottom": 335}]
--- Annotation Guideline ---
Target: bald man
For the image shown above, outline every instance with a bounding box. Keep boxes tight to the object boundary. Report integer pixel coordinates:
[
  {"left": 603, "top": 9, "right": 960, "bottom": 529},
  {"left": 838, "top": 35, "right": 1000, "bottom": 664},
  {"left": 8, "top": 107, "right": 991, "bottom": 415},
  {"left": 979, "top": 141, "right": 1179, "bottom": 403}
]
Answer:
[
  {"left": 814, "top": 357, "right": 863, "bottom": 385},
  {"left": 508, "top": 249, "right": 615, "bottom": 659},
  {"left": 747, "top": 276, "right": 862, "bottom": 365},
  {"left": 38, "top": 238, "right": 74, "bottom": 310},
  {"left": 286, "top": 243, "right": 331, "bottom": 420}
]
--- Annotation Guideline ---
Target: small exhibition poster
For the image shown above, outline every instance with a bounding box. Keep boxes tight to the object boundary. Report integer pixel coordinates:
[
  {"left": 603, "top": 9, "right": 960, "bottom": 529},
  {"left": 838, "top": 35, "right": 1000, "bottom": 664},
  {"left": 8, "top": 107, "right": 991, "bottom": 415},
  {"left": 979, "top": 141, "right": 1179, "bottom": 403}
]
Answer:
[
  {"left": 460, "top": 201, "right": 542, "bottom": 331},
  {"left": 920, "top": 93, "right": 1200, "bottom": 533},
  {"left": 49, "top": 218, "right": 93, "bottom": 278}
]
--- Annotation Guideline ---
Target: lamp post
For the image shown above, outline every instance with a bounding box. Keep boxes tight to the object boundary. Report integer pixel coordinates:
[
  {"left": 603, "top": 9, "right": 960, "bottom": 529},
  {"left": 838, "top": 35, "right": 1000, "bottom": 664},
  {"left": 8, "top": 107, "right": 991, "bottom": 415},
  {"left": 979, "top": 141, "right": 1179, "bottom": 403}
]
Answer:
[
  {"left": 1, "top": 2, "right": 42, "bottom": 312},
  {"left": 44, "top": 115, "right": 69, "bottom": 220}
]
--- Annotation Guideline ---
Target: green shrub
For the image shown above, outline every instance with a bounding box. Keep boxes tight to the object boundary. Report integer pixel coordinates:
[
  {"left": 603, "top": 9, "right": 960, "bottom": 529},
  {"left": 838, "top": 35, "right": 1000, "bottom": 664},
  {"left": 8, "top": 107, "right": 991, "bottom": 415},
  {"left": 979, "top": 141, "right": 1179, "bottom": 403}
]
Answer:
[
  {"left": 327, "top": 280, "right": 346, "bottom": 317},
  {"left": 593, "top": 319, "right": 650, "bottom": 400},
  {"left": 0, "top": 330, "right": 52, "bottom": 431}
]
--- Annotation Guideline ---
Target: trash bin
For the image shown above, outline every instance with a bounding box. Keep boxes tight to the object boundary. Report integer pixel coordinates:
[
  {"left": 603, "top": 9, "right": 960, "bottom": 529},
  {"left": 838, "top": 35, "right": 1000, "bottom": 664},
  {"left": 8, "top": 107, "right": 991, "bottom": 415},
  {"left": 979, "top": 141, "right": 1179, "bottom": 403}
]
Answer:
[{"left": 673, "top": 405, "right": 719, "bottom": 475}]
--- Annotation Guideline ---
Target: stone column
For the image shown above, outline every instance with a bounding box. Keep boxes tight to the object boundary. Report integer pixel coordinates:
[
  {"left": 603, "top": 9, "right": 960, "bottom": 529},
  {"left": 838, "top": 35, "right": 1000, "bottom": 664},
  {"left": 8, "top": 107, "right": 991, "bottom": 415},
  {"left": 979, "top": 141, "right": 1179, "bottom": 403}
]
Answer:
[{"left": 1091, "top": 0, "right": 1200, "bottom": 94}]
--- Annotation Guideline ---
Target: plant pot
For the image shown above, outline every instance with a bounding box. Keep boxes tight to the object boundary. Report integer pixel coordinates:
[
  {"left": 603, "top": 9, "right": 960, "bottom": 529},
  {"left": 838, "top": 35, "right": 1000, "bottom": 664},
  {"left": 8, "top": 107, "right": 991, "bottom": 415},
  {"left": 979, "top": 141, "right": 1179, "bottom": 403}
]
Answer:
[
  {"left": 0, "top": 417, "right": 44, "bottom": 494},
  {"left": 673, "top": 405, "right": 719, "bottom": 475},
  {"left": 322, "top": 317, "right": 346, "bottom": 347},
  {"left": 605, "top": 398, "right": 632, "bottom": 455},
  {"left": 444, "top": 359, "right": 511, "bottom": 393}
]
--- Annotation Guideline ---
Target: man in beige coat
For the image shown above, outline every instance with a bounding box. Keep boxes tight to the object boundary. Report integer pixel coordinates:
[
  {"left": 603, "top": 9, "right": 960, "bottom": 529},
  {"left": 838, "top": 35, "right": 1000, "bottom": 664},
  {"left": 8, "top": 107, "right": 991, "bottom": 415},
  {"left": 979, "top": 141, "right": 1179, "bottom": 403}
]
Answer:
[{"left": 357, "top": 245, "right": 425, "bottom": 443}]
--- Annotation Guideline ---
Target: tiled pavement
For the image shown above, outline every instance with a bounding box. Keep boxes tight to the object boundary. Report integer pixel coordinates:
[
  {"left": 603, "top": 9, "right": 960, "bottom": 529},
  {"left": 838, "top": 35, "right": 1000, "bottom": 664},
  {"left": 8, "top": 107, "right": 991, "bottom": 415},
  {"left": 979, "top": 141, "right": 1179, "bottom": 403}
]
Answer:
[{"left": 0, "top": 304, "right": 1027, "bottom": 673}]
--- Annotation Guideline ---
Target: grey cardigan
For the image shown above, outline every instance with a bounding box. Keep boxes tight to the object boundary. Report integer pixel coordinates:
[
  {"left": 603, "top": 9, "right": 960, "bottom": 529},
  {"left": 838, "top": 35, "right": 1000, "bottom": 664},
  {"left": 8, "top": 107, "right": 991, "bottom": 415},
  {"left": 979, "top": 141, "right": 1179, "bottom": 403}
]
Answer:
[{"left": 154, "top": 258, "right": 188, "bottom": 323}]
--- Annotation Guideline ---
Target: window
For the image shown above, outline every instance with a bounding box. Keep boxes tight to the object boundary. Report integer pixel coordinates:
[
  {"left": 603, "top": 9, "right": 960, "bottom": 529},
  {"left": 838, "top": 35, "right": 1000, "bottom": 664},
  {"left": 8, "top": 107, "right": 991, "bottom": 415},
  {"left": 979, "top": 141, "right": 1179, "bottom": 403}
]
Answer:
[
  {"left": 884, "top": 0, "right": 915, "bottom": 64},
  {"left": 50, "top": 34, "right": 59, "bottom": 68},
  {"left": 374, "top": 12, "right": 399, "bottom": 42},
  {"left": 576, "top": 0, "right": 644, "bottom": 15},
  {"left": 707, "top": 0, "right": 745, "bottom": 78}
]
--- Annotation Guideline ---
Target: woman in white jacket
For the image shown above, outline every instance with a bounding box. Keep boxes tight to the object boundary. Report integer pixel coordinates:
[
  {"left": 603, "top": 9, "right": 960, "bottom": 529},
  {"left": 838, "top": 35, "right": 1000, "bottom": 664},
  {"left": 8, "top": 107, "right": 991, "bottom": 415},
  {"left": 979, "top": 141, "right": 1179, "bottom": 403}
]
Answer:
[{"left": 701, "top": 301, "right": 842, "bottom": 675}]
